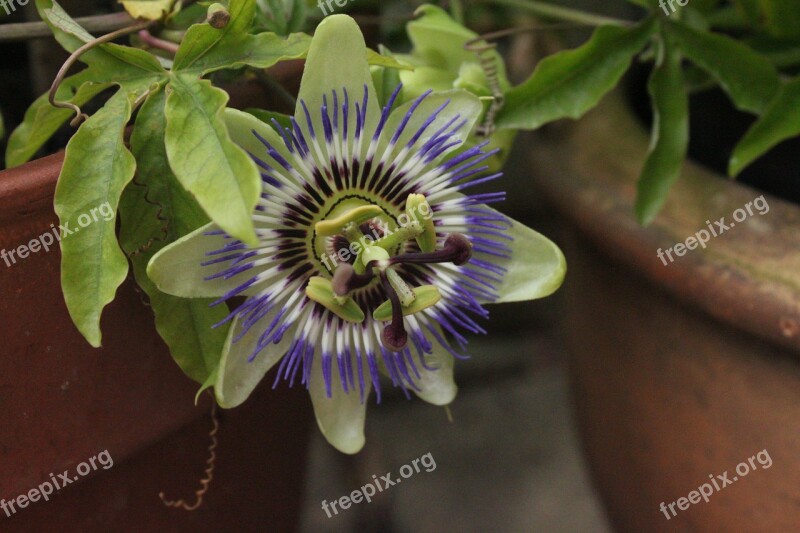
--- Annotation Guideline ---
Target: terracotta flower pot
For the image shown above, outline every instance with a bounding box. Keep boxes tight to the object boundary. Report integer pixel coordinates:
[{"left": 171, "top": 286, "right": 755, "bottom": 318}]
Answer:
[
  {"left": 528, "top": 92, "right": 800, "bottom": 531},
  {"left": 0, "top": 115, "right": 310, "bottom": 529}
]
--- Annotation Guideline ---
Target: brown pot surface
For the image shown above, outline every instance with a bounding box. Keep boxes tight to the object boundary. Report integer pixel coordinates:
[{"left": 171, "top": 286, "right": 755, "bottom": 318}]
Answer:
[
  {"left": 0, "top": 150, "right": 310, "bottom": 528},
  {"left": 527, "top": 93, "right": 800, "bottom": 531}
]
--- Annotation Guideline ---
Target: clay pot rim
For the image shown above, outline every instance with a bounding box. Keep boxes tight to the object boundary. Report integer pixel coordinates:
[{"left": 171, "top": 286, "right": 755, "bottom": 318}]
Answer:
[
  {"left": 529, "top": 90, "right": 800, "bottom": 354},
  {"left": 0, "top": 151, "right": 64, "bottom": 224}
]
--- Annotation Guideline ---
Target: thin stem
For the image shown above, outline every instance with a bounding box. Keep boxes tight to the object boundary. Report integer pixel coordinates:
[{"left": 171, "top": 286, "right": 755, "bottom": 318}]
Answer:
[
  {"left": 477, "top": 0, "right": 632, "bottom": 27},
  {"left": 0, "top": 12, "right": 135, "bottom": 42},
  {"left": 49, "top": 20, "right": 153, "bottom": 127},
  {"left": 138, "top": 29, "right": 179, "bottom": 54},
  {"left": 159, "top": 397, "right": 219, "bottom": 512}
]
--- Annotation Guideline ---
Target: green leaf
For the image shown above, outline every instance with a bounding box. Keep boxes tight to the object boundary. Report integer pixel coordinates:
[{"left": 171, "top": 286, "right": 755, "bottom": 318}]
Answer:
[
  {"left": 255, "top": 0, "right": 307, "bottom": 35},
  {"left": 119, "top": 89, "right": 229, "bottom": 384},
  {"left": 173, "top": 0, "right": 310, "bottom": 75},
  {"left": 243, "top": 108, "right": 292, "bottom": 129},
  {"left": 401, "top": 3, "right": 510, "bottom": 100},
  {"left": 120, "top": 0, "right": 176, "bottom": 20},
  {"left": 635, "top": 34, "right": 689, "bottom": 225},
  {"left": 164, "top": 73, "right": 260, "bottom": 245},
  {"left": 371, "top": 45, "right": 403, "bottom": 109},
  {"left": 55, "top": 87, "right": 150, "bottom": 347},
  {"left": 729, "top": 76, "right": 800, "bottom": 176},
  {"left": 6, "top": 72, "right": 111, "bottom": 168},
  {"left": 667, "top": 21, "right": 779, "bottom": 114},
  {"left": 759, "top": 0, "right": 800, "bottom": 40},
  {"left": 38, "top": 0, "right": 168, "bottom": 78},
  {"left": 366, "top": 48, "right": 414, "bottom": 71},
  {"left": 496, "top": 18, "right": 656, "bottom": 130},
  {"left": 406, "top": 4, "right": 499, "bottom": 73},
  {"left": 734, "top": 0, "right": 761, "bottom": 25},
  {"left": 626, "top": 0, "right": 655, "bottom": 8},
  {"left": 37, "top": 0, "right": 95, "bottom": 50}
]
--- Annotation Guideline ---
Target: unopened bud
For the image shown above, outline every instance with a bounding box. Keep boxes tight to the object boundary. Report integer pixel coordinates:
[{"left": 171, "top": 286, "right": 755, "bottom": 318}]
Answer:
[{"left": 207, "top": 3, "right": 230, "bottom": 29}]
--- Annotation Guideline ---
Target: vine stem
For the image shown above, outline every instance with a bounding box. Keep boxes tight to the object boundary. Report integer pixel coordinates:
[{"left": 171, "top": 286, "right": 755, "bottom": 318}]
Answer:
[
  {"left": 0, "top": 12, "right": 135, "bottom": 42},
  {"left": 478, "top": 0, "right": 632, "bottom": 27},
  {"left": 159, "top": 399, "right": 220, "bottom": 512},
  {"left": 48, "top": 20, "right": 154, "bottom": 127}
]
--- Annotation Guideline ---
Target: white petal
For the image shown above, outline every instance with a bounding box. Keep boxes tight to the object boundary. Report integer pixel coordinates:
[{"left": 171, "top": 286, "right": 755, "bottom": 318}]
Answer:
[
  {"left": 214, "top": 304, "right": 297, "bottom": 408},
  {"left": 309, "top": 353, "right": 370, "bottom": 455},
  {"left": 413, "top": 329, "right": 458, "bottom": 406},
  {"left": 382, "top": 89, "right": 483, "bottom": 163},
  {"left": 147, "top": 222, "right": 263, "bottom": 299},
  {"left": 295, "top": 15, "right": 380, "bottom": 145},
  {"left": 494, "top": 211, "right": 566, "bottom": 302}
]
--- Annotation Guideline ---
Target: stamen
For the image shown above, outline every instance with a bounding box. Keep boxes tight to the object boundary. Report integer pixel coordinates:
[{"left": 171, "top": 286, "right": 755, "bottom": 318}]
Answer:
[
  {"left": 386, "top": 268, "right": 415, "bottom": 306},
  {"left": 332, "top": 263, "right": 375, "bottom": 296},
  {"left": 405, "top": 193, "right": 436, "bottom": 252},
  {"left": 373, "top": 285, "right": 442, "bottom": 321},
  {"left": 391, "top": 233, "right": 473, "bottom": 266},
  {"left": 379, "top": 271, "right": 408, "bottom": 351},
  {"left": 315, "top": 204, "right": 384, "bottom": 237},
  {"left": 305, "top": 277, "right": 365, "bottom": 323}
]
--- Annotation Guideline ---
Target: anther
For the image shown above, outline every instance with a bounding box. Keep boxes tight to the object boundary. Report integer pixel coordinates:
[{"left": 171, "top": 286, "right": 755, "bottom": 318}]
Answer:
[
  {"left": 390, "top": 232, "right": 472, "bottom": 266},
  {"left": 332, "top": 263, "right": 375, "bottom": 297},
  {"left": 378, "top": 271, "right": 408, "bottom": 351}
]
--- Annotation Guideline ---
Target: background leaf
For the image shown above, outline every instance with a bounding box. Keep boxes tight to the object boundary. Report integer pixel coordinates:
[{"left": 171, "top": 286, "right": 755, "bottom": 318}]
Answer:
[
  {"left": 164, "top": 74, "right": 261, "bottom": 245},
  {"left": 496, "top": 19, "right": 656, "bottom": 130},
  {"left": 173, "top": 0, "right": 310, "bottom": 75},
  {"left": 729, "top": 76, "right": 800, "bottom": 176},
  {"left": 119, "top": 89, "right": 229, "bottom": 384},
  {"left": 668, "top": 21, "right": 779, "bottom": 114},
  {"left": 120, "top": 0, "right": 176, "bottom": 20},
  {"left": 38, "top": 0, "right": 169, "bottom": 75},
  {"left": 635, "top": 33, "right": 689, "bottom": 225},
  {"left": 255, "top": 0, "right": 308, "bottom": 35},
  {"left": 759, "top": 0, "right": 800, "bottom": 40}
]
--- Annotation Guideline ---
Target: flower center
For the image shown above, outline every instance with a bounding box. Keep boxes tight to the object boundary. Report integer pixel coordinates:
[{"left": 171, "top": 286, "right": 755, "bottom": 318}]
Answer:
[{"left": 304, "top": 193, "right": 473, "bottom": 352}]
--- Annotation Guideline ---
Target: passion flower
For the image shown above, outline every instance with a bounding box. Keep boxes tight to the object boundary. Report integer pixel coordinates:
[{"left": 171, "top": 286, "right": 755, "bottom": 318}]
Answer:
[{"left": 148, "top": 15, "right": 565, "bottom": 453}]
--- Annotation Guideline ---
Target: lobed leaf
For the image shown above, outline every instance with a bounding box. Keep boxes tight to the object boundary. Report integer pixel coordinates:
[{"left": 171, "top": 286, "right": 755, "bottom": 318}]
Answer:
[
  {"left": 635, "top": 34, "right": 689, "bottom": 225},
  {"left": 729, "top": 76, "right": 800, "bottom": 176},
  {"left": 173, "top": 0, "right": 310, "bottom": 75},
  {"left": 668, "top": 21, "right": 779, "bottom": 114},
  {"left": 496, "top": 18, "right": 656, "bottom": 130}
]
